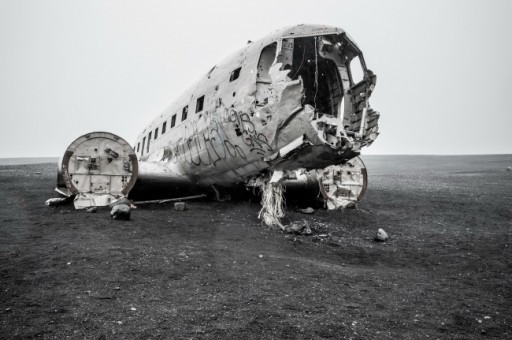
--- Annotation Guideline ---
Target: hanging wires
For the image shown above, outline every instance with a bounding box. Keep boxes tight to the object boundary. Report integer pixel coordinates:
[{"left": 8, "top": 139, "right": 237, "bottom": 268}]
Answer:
[{"left": 314, "top": 37, "right": 319, "bottom": 118}]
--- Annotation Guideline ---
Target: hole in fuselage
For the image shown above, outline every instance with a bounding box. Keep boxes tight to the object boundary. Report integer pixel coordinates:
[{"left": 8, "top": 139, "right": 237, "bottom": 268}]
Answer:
[{"left": 290, "top": 37, "right": 343, "bottom": 117}]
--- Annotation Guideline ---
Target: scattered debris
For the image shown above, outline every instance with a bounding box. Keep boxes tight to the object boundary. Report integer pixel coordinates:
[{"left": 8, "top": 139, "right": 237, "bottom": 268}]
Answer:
[
  {"left": 133, "top": 194, "right": 206, "bottom": 206},
  {"left": 285, "top": 220, "right": 312, "bottom": 235},
  {"left": 110, "top": 204, "right": 131, "bottom": 220},
  {"left": 174, "top": 202, "right": 186, "bottom": 211},
  {"left": 374, "top": 228, "right": 388, "bottom": 242},
  {"left": 299, "top": 207, "right": 315, "bottom": 214},
  {"left": 45, "top": 197, "right": 69, "bottom": 207},
  {"left": 86, "top": 207, "right": 97, "bottom": 213}
]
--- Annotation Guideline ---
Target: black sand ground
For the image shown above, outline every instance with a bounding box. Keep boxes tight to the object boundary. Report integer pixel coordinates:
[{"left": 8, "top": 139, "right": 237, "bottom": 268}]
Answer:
[{"left": 0, "top": 155, "right": 511, "bottom": 339}]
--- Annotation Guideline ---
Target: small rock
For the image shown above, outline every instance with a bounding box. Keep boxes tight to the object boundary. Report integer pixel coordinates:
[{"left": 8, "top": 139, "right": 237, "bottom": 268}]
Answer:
[
  {"left": 86, "top": 207, "right": 97, "bottom": 213},
  {"left": 174, "top": 202, "right": 186, "bottom": 211},
  {"left": 110, "top": 204, "right": 131, "bottom": 220},
  {"left": 286, "top": 220, "right": 312, "bottom": 235},
  {"left": 374, "top": 228, "right": 388, "bottom": 242},
  {"left": 130, "top": 307, "right": 136, "bottom": 311},
  {"left": 109, "top": 197, "right": 131, "bottom": 208},
  {"left": 299, "top": 207, "right": 315, "bottom": 214},
  {"left": 507, "top": 166, "right": 512, "bottom": 171},
  {"left": 258, "top": 254, "right": 263, "bottom": 258}
]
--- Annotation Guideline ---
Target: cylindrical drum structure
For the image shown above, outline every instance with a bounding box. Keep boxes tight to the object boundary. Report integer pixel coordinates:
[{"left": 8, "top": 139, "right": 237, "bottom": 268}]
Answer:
[{"left": 58, "top": 132, "right": 138, "bottom": 208}]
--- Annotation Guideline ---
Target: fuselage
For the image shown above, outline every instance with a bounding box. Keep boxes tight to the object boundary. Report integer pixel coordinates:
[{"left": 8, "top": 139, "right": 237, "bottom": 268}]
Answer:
[{"left": 134, "top": 24, "right": 379, "bottom": 188}]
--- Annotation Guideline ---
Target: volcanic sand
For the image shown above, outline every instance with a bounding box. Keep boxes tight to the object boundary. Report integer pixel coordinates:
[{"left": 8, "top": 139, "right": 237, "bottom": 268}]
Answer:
[{"left": 0, "top": 155, "right": 511, "bottom": 339}]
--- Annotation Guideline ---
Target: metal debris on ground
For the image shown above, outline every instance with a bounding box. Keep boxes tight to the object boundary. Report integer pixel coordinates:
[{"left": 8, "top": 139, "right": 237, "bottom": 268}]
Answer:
[
  {"left": 132, "top": 194, "right": 206, "bottom": 206},
  {"left": 110, "top": 204, "right": 131, "bottom": 220},
  {"left": 45, "top": 197, "right": 69, "bottom": 207},
  {"left": 109, "top": 197, "right": 132, "bottom": 208}
]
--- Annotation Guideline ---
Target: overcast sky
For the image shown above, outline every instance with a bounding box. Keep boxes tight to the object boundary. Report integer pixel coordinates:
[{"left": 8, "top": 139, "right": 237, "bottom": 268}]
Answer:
[{"left": 1, "top": 0, "right": 510, "bottom": 157}]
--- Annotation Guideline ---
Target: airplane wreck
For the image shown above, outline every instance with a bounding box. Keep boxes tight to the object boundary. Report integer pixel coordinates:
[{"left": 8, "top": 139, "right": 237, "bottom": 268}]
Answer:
[{"left": 55, "top": 24, "right": 380, "bottom": 228}]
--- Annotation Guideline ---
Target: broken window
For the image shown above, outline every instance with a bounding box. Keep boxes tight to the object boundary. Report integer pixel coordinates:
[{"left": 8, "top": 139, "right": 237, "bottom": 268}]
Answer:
[
  {"left": 196, "top": 95, "right": 204, "bottom": 113},
  {"left": 162, "top": 121, "right": 167, "bottom": 134},
  {"left": 147, "top": 131, "right": 152, "bottom": 153},
  {"left": 229, "top": 67, "right": 241, "bottom": 82},
  {"left": 154, "top": 127, "right": 159, "bottom": 140},
  {"left": 255, "top": 42, "right": 277, "bottom": 106},
  {"left": 171, "top": 114, "right": 177, "bottom": 128},
  {"left": 182, "top": 106, "right": 188, "bottom": 121},
  {"left": 349, "top": 55, "right": 364, "bottom": 85},
  {"left": 291, "top": 36, "right": 343, "bottom": 117},
  {"left": 141, "top": 137, "right": 146, "bottom": 156}
]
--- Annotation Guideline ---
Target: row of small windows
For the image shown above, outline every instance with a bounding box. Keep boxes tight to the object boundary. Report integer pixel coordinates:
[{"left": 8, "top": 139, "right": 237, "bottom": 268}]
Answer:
[{"left": 136, "top": 67, "right": 242, "bottom": 156}]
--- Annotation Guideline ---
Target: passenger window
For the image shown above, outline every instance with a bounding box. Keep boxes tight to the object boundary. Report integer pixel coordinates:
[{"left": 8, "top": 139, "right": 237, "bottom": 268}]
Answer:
[
  {"left": 141, "top": 137, "right": 146, "bottom": 156},
  {"left": 182, "top": 106, "right": 188, "bottom": 121},
  {"left": 171, "top": 114, "right": 177, "bottom": 128},
  {"left": 196, "top": 95, "right": 204, "bottom": 113},
  {"left": 162, "top": 121, "right": 167, "bottom": 134},
  {"left": 137, "top": 142, "right": 140, "bottom": 153},
  {"left": 230, "top": 67, "right": 241, "bottom": 82},
  {"left": 154, "top": 128, "right": 159, "bottom": 139},
  {"left": 147, "top": 131, "right": 152, "bottom": 153}
]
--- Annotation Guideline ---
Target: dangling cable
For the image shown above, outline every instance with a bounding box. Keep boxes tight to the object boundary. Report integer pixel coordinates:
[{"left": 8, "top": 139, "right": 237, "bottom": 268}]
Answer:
[{"left": 314, "top": 37, "right": 319, "bottom": 118}]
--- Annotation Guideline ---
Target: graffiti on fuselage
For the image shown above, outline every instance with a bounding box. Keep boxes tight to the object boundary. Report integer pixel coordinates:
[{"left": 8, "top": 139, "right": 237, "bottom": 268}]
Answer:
[
  {"left": 170, "top": 106, "right": 273, "bottom": 167},
  {"left": 221, "top": 107, "right": 273, "bottom": 156}
]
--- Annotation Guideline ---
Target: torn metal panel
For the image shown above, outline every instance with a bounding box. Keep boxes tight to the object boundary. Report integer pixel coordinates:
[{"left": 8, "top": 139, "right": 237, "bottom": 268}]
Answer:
[{"left": 318, "top": 156, "right": 367, "bottom": 209}]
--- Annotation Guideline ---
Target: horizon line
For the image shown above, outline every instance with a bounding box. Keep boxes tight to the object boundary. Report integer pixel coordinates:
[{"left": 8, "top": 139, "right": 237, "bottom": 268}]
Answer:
[{"left": 1, "top": 153, "right": 512, "bottom": 159}]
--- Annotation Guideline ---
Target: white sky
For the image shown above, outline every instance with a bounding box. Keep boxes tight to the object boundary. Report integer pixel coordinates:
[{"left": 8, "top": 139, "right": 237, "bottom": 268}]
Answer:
[{"left": 1, "top": 0, "right": 511, "bottom": 157}]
